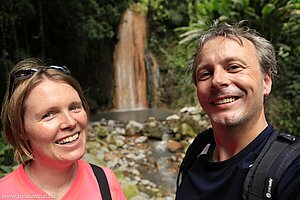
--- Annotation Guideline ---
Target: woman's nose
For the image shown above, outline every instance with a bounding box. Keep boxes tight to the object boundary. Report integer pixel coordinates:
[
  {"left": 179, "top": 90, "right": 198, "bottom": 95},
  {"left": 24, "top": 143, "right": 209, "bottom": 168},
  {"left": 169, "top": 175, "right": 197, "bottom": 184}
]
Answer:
[{"left": 60, "top": 112, "right": 77, "bottom": 129}]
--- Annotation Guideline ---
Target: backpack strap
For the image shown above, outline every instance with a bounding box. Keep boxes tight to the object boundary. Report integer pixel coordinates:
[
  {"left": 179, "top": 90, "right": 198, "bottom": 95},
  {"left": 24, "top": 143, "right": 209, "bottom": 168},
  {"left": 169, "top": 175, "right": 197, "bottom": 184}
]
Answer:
[
  {"left": 90, "top": 163, "right": 112, "bottom": 200},
  {"left": 243, "top": 132, "right": 300, "bottom": 200},
  {"left": 176, "top": 128, "right": 213, "bottom": 188}
]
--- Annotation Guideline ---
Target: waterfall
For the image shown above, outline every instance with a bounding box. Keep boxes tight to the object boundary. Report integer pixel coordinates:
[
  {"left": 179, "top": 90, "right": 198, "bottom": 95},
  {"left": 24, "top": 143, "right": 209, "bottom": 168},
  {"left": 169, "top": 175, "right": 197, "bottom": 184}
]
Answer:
[{"left": 114, "top": 9, "right": 148, "bottom": 110}]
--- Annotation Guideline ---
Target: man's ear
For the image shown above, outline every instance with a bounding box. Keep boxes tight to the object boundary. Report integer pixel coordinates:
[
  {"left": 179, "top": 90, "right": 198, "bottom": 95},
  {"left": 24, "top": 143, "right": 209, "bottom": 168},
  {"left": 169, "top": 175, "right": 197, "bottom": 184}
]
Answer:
[{"left": 263, "top": 73, "right": 272, "bottom": 97}]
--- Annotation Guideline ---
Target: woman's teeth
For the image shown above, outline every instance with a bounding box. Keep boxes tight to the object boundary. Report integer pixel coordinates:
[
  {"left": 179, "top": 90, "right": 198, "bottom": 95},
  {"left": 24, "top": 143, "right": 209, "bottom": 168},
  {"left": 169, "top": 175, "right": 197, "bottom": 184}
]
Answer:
[{"left": 56, "top": 133, "right": 79, "bottom": 145}]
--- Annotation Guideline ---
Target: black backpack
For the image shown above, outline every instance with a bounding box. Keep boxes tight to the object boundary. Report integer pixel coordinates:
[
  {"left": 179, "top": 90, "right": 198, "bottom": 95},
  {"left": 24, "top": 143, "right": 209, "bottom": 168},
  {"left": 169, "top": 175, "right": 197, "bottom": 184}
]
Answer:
[{"left": 176, "top": 129, "right": 300, "bottom": 200}]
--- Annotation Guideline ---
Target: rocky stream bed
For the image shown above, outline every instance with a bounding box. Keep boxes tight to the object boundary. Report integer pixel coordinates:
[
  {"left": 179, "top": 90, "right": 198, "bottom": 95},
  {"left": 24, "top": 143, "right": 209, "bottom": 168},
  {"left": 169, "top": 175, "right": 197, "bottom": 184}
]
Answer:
[{"left": 83, "top": 106, "right": 210, "bottom": 200}]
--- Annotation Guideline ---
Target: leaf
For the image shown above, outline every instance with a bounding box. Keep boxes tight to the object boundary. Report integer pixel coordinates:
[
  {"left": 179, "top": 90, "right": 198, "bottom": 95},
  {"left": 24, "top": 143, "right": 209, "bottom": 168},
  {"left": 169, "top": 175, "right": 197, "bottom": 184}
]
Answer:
[{"left": 262, "top": 3, "right": 276, "bottom": 15}]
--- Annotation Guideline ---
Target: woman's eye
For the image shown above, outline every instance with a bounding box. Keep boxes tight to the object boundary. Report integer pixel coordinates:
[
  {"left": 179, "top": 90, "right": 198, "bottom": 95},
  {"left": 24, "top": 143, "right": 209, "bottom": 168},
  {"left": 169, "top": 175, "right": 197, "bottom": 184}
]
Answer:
[
  {"left": 42, "top": 112, "right": 53, "bottom": 119},
  {"left": 70, "top": 105, "right": 82, "bottom": 111}
]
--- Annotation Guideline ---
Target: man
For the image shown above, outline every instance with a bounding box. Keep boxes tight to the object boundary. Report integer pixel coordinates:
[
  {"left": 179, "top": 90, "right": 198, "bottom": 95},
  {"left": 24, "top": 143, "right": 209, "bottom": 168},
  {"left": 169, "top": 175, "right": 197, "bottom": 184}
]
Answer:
[{"left": 175, "top": 21, "right": 300, "bottom": 200}]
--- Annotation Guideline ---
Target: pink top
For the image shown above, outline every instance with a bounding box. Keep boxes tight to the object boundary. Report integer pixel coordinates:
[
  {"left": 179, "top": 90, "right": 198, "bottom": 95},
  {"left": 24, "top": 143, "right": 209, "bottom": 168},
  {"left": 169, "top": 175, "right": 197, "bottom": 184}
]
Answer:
[{"left": 0, "top": 159, "right": 127, "bottom": 200}]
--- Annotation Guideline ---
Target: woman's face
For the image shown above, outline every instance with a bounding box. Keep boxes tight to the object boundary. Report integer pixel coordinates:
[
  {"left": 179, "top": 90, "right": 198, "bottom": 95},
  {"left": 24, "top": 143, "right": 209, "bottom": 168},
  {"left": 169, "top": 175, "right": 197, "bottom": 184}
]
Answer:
[{"left": 24, "top": 79, "right": 88, "bottom": 166}]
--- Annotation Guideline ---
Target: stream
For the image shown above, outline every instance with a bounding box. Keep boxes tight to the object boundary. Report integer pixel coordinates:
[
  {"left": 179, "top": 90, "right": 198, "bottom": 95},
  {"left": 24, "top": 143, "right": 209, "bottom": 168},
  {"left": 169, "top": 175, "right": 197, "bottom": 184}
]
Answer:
[
  {"left": 91, "top": 108, "right": 181, "bottom": 198},
  {"left": 91, "top": 108, "right": 176, "bottom": 122}
]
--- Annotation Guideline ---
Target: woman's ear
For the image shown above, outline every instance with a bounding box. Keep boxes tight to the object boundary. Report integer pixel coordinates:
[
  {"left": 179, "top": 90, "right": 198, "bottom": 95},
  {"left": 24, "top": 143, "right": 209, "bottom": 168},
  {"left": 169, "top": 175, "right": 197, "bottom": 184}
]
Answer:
[{"left": 20, "top": 133, "right": 29, "bottom": 141}]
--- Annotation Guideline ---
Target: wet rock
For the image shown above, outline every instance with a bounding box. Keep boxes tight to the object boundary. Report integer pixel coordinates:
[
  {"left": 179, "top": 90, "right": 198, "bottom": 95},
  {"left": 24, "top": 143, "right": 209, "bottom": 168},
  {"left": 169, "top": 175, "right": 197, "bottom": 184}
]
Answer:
[
  {"left": 85, "top": 141, "right": 101, "bottom": 154},
  {"left": 178, "top": 106, "right": 211, "bottom": 138},
  {"left": 181, "top": 123, "right": 196, "bottom": 138},
  {"left": 83, "top": 153, "right": 106, "bottom": 167},
  {"left": 166, "top": 114, "right": 180, "bottom": 133},
  {"left": 167, "top": 139, "right": 183, "bottom": 152},
  {"left": 135, "top": 136, "right": 148, "bottom": 143},
  {"left": 180, "top": 106, "right": 199, "bottom": 114},
  {"left": 97, "top": 127, "right": 109, "bottom": 138},
  {"left": 126, "top": 152, "right": 146, "bottom": 161},
  {"left": 85, "top": 106, "right": 210, "bottom": 199},
  {"left": 126, "top": 121, "right": 144, "bottom": 135},
  {"left": 107, "top": 119, "right": 116, "bottom": 132},
  {"left": 107, "top": 144, "right": 118, "bottom": 151},
  {"left": 106, "top": 133, "right": 126, "bottom": 147},
  {"left": 144, "top": 117, "right": 162, "bottom": 140},
  {"left": 121, "top": 180, "right": 140, "bottom": 199},
  {"left": 115, "top": 127, "right": 126, "bottom": 135},
  {"left": 130, "top": 192, "right": 150, "bottom": 200},
  {"left": 86, "top": 122, "right": 100, "bottom": 140},
  {"left": 166, "top": 114, "right": 180, "bottom": 120}
]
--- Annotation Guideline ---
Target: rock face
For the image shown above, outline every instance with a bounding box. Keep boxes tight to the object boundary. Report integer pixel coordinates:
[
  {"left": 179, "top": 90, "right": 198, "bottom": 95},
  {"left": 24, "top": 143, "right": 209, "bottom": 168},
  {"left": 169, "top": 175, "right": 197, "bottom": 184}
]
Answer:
[{"left": 85, "top": 106, "right": 210, "bottom": 199}]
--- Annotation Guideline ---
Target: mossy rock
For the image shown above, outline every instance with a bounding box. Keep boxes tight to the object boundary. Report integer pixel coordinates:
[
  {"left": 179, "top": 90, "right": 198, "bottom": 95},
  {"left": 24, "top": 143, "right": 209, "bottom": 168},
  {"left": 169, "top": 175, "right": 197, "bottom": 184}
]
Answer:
[
  {"left": 98, "top": 127, "right": 109, "bottom": 138},
  {"left": 121, "top": 181, "right": 140, "bottom": 199}
]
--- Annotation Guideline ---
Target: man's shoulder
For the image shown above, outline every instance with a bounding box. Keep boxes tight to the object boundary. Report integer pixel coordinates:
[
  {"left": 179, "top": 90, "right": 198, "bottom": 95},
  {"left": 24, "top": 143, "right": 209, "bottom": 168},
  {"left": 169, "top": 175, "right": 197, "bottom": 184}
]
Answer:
[
  {"left": 276, "top": 143, "right": 300, "bottom": 199},
  {"left": 193, "top": 128, "right": 214, "bottom": 143},
  {"left": 244, "top": 130, "right": 300, "bottom": 199},
  {"left": 277, "top": 131, "right": 300, "bottom": 171},
  {"left": 183, "top": 128, "right": 214, "bottom": 163}
]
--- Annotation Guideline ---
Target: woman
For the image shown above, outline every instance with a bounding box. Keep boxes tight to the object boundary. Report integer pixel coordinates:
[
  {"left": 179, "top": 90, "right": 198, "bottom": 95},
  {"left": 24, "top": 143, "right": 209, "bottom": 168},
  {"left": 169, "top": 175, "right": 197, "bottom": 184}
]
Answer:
[{"left": 0, "top": 58, "right": 126, "bottom": 200}]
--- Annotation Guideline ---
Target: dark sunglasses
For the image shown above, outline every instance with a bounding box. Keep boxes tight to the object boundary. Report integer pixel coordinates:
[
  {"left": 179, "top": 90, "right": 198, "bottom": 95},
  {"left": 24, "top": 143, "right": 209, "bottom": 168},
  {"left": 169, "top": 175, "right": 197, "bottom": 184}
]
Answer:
[{"left": 8, "top": 65, "right": 70, "bottom": 99}]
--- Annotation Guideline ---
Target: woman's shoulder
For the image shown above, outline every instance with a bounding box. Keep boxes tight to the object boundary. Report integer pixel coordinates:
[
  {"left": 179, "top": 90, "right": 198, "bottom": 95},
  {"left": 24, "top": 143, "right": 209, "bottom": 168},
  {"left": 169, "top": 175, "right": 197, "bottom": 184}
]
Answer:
[
  {"left": 78, "top": 159, "right": 126, "bottom": 199},
  {"left": 0, "top": 169, "right": 16, "bottom": 183},
  {"left": 0, "top": 165, "right": 23, "bottom": 193},
  {"left": 78, "top": 160, "right": 117, "bottom": 181},
  {"left": 0, "top": 165, "right": 22, "bottom": 182}
]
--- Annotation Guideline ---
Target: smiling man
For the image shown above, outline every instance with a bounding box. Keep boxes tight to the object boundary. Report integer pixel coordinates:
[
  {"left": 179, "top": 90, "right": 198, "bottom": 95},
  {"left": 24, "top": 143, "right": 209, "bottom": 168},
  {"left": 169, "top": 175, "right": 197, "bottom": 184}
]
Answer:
[{"left": 175, "top": 21, "right": 300, "bottom": 200}]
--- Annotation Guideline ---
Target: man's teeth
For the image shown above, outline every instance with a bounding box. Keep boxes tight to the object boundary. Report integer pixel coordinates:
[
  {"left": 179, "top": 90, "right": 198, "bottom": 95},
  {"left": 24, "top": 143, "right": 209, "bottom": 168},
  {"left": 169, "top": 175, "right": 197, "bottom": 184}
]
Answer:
[
  {"left": 214, "top": 97, "right": 237, "bottom": 105},
  {"left": 56, "top": 133, "right": 79, "bottom": 145}
]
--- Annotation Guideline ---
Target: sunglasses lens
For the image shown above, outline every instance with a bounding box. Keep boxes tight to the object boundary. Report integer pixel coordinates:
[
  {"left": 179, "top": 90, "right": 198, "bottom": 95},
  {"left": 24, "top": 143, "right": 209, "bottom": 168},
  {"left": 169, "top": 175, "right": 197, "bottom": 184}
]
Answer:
[
  {"left": 48, "top": 65, "right": 70, "bottom": 75},
  {"left": 13, "top": 68, "right": 39, "bottom": 79},
  {"left": 8, "top": 65, "right": 70, "bottom": 99}
]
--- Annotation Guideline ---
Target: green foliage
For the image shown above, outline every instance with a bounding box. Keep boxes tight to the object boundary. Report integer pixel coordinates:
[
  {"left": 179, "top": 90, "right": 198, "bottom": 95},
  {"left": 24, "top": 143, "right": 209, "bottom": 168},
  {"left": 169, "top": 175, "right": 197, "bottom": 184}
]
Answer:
[
  {"left": 160, "top": 41, "right": 198, "bottom": 108},
  {"left": 0, "top": 132, "right": 14, "bottom": 178},
  {"left": 269, "top": 46, "right": 300, "bottom": 136},
  {"left": 0, "top": 0, "right": 134, "bottom": 110},
  {"left": 72, "top": 0, "right": 131, "bottom": 40},
  {"left": 145, "top": 0, "right": 198, "bottom": 107},
  {"left": 146, "top": 0, "right": 190, "bottom": 35}
]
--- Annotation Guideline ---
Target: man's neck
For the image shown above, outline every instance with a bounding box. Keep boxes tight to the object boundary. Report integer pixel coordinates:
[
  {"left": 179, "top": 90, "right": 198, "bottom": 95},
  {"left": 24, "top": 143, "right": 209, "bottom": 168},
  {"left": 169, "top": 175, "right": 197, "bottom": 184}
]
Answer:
[{"left": 211, "top": 119, "right": 268, "bottom": 161}]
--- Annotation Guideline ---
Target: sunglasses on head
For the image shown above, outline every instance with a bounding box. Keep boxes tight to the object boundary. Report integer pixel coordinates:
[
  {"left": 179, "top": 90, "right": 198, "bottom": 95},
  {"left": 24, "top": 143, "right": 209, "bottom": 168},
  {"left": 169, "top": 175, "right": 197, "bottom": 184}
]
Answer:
[{"left": 8, "top": 65, "right": 70, "bottom": 99}]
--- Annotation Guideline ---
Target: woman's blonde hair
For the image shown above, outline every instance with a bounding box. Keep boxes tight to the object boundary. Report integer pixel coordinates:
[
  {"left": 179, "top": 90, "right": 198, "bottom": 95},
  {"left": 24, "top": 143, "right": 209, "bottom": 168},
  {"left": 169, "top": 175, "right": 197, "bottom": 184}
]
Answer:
[{"left": 1, "top": 58, "right": 90, "bottom": 163}]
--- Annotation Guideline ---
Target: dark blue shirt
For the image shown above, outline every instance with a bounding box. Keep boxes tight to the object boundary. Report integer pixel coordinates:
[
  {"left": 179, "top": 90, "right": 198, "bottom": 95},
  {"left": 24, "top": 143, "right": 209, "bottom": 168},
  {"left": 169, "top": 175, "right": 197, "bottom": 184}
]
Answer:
[{"left": 176, "top": 124, "right": 300, "bottom": 200}]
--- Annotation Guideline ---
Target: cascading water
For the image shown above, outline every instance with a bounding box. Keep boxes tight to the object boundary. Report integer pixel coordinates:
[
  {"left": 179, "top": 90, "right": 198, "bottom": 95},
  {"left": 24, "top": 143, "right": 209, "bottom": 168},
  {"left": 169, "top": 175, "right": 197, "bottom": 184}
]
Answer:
[{"left": 114, "top": 9, "right": 148, "bottom": 110}]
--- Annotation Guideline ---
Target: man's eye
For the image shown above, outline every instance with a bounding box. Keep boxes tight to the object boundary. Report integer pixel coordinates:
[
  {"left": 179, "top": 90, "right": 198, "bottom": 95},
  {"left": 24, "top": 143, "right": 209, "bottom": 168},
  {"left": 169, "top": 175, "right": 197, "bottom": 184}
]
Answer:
[
  {"left": 197, "top": 71, "right": 212, "bottom": 81},
  {"left": 228, "top": 65, "right": 242, "bottom": 72}
]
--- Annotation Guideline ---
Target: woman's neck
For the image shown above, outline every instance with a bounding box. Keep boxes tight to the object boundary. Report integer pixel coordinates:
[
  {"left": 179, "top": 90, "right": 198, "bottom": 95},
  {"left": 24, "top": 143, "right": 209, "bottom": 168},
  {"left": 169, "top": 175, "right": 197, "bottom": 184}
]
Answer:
[{"left": 24, "top": 160, "right": 78, "bottom": 199}]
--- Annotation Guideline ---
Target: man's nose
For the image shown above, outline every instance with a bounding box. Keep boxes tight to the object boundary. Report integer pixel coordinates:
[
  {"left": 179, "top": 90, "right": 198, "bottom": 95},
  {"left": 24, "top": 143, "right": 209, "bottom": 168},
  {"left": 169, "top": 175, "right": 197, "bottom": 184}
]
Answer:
[{"left": 211, "top": 68, "right": 229, "bottom": 89}]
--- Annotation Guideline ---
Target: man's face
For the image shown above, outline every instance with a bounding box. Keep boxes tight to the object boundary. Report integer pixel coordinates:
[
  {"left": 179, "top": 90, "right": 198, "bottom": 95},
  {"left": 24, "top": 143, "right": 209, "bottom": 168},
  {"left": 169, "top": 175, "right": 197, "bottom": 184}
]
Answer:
[{"left": 195, "top": 36, "right": 272, "bottom": 128}]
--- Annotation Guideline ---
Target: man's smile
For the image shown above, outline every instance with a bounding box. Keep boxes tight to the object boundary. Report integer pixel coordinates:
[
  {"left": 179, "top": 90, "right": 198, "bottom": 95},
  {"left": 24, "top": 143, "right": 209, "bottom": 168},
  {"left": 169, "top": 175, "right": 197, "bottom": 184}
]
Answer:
[{"left": 213, "top": 97, "right": 239, "bottom": 105}]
